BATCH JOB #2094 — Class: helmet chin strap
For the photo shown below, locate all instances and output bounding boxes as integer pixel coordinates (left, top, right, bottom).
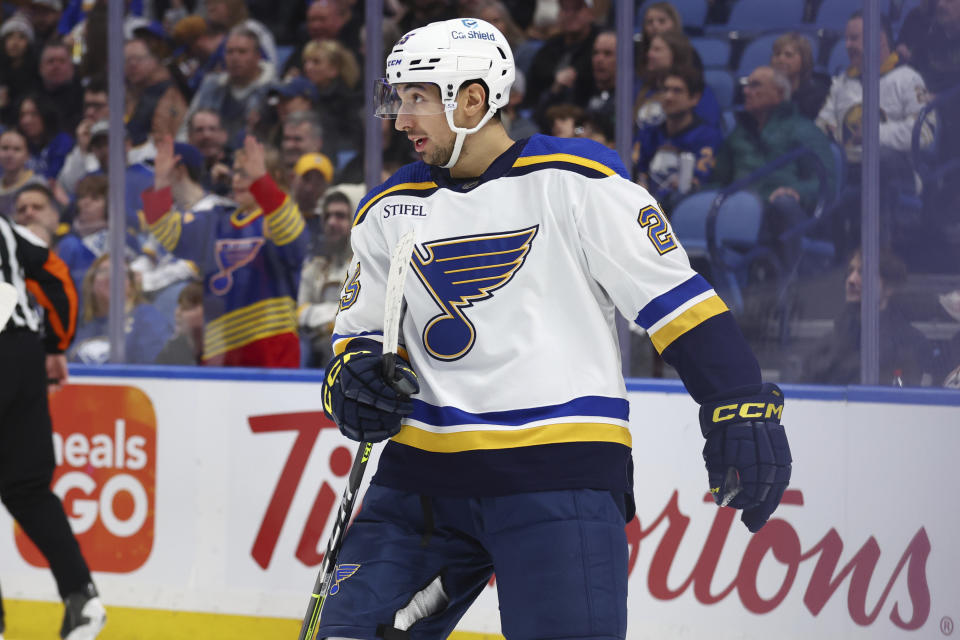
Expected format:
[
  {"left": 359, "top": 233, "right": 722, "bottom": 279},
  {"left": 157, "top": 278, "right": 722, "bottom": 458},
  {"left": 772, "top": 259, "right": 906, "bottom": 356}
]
[{"left": 441, "top": 106, "right": 498, "bottom": 170}]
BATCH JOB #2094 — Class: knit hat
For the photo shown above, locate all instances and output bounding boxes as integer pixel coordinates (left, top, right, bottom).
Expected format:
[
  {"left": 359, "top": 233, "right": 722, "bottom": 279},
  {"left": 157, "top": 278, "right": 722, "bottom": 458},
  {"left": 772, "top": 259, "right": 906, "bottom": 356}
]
[{"left": 0, "top": 13, "right": 35, "bottom": 44}]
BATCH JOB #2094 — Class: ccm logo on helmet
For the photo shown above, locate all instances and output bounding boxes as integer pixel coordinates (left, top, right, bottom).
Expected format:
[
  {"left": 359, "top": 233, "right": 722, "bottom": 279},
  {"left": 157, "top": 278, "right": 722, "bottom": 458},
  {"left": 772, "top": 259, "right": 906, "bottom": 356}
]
[
  {"left": 711, "top": 402, "right": 783, "bottom": 423},
  {"left": 451, "top": 30, "right": 497, "bottom": 41}
]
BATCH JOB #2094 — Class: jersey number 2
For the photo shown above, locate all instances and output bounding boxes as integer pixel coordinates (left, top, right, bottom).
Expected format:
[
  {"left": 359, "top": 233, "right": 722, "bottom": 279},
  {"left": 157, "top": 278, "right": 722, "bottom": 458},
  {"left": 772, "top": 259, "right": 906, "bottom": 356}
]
[{"left": 638, "top": 205, "right": 677, "bottom": 255}]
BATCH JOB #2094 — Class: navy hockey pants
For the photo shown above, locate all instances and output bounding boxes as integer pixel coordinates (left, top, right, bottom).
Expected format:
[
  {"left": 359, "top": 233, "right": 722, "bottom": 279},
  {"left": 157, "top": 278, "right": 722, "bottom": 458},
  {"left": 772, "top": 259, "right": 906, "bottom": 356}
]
[{"left": 316, "top": 484, "right": 628, "bottom": 640}]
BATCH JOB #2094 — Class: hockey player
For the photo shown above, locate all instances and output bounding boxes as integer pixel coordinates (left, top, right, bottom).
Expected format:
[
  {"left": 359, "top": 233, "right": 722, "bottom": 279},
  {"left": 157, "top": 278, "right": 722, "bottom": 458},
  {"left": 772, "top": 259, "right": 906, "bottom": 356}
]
[{"left": 319, "top": 18, "right": 792, "bottom": 639}]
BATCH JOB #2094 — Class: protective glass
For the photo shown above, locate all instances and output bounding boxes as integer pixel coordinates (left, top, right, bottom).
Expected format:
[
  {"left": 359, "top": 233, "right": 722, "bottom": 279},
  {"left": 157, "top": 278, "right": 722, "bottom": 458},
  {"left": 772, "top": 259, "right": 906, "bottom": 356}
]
[{"left": 373, "top": 78, "right": 454, "bottom": 119}]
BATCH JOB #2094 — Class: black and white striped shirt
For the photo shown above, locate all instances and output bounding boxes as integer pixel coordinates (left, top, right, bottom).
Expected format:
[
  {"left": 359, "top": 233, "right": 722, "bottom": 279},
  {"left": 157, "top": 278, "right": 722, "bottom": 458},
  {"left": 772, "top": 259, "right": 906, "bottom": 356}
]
[{"left": 0, "top": 216, "right": 78, "bottom": 352}]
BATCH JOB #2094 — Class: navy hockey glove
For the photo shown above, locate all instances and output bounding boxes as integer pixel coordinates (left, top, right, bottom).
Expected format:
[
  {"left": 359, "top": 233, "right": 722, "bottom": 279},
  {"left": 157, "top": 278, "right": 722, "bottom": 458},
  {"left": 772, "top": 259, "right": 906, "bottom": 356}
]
[
  {"left": 322, "top": 340, "right": 419, "bottom": 443},
  {"left": 699, "top": 383, "right": 792, "bottom": 532}
]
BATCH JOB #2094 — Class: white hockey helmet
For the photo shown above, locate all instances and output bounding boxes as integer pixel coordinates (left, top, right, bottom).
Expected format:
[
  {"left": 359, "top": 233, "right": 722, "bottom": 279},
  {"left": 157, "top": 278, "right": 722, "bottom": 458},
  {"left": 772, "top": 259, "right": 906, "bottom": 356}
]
[{"left": 375, "top": 18, "right": 515, "bottom": 168}]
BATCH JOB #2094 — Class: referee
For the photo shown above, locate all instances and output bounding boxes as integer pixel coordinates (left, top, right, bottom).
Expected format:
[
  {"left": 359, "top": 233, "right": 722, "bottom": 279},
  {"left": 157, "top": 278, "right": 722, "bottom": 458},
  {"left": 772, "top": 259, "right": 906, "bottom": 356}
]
[{"left": 0, "top": 184, "right": 106, "bottom": 639}]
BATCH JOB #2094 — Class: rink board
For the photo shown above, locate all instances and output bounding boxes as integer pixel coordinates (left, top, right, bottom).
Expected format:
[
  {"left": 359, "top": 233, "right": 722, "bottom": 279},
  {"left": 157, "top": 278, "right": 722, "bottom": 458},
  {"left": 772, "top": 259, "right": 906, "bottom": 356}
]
[{"left": 0, "top": 366, "right": 957, "bottom": 639}]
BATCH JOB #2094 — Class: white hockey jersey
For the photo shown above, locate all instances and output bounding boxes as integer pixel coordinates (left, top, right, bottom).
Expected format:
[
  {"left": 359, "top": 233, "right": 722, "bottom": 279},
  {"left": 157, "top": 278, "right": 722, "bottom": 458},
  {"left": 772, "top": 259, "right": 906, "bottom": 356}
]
[{"left": 333, "top": 134, "right": 745, "bottom": 497}]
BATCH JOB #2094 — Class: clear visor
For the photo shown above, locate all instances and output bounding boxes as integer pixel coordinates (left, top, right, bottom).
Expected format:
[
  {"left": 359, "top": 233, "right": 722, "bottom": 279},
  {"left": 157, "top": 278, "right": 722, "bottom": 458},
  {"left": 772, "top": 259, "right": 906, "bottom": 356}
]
[{"left": 373, "top": 78, "right": 456, "bottom": 119}]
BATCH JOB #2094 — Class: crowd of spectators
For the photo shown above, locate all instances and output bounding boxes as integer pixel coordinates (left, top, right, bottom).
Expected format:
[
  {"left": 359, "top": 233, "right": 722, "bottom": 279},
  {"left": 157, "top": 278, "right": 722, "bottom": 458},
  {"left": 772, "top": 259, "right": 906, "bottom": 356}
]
[{"left": 0, "top": 0, "right": 956, "bottom": 387}]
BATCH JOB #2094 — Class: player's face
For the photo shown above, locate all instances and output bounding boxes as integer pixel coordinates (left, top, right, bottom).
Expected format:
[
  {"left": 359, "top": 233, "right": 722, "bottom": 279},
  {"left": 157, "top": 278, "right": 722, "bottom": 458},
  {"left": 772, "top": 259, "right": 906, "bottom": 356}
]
[{"left": 394, "top": 84, "right": 456, "bottom": 166}]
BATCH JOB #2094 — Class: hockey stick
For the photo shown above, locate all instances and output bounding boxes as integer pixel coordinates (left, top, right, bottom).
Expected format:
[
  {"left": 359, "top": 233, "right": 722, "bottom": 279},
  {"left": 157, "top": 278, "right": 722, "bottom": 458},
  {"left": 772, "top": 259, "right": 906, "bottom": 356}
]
[
  {"left": 0, "top": 282, "right": 18, "bottom": 330},
  {"left": 297, "top": 229, "right": 417, "bottom": 640}
]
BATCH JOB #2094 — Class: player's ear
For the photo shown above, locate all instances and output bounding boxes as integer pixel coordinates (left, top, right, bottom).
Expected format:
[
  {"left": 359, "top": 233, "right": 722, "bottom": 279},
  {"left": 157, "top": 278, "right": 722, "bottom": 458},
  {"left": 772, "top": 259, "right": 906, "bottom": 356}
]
[{"left": 461, "top": 82, "right": 488, "bottom": 118}]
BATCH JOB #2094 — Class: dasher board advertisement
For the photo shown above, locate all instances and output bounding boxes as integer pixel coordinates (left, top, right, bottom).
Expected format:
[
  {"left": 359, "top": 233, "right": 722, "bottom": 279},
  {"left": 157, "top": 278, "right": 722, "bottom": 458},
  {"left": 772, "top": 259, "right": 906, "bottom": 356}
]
[{"left": 0, "top": 368, "right": 956, "bottom": 639}]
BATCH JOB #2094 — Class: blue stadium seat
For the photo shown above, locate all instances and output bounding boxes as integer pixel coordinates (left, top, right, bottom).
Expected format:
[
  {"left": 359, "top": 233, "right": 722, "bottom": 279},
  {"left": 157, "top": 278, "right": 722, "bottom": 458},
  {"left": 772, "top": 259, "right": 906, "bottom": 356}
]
[
  {"left": 736, "top": 31, "right": 818, "bottom": 78},
  {"left": 826, "top": 40, "right": 849, "bottom": 75},
  {"left": 669, "top": 191, "right": 716, "bottom": 253},
  {"left": 814, "top": 0, "right": 863, "bottom": 30},
  {"left": 704, "top": 69, "right": 736, "bottom": 109},
  {"left": 690, "top": 37, "right": 732, "bottom": 68},
  {"left": 722, "top": 0, "right": 806, "bottom": 31},
  {"left": 669, "top": 190, "right": 768, "bottom": 312},
  {"left": 638, "top": 0, "right": 709, "bottom": 32}
]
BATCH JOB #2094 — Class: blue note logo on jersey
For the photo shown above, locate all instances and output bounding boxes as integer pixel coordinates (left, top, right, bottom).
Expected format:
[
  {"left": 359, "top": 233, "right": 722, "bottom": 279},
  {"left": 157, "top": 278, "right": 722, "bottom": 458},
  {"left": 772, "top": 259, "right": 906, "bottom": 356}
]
[
  {"left": 329, "top": 563, "right": 360, "bottom": 596},
  {"left": 411, "top": 226, "right": 539, "bottom": 361},
  {"left": 210, "top": 237, "right": 265, "bottom": 295}
]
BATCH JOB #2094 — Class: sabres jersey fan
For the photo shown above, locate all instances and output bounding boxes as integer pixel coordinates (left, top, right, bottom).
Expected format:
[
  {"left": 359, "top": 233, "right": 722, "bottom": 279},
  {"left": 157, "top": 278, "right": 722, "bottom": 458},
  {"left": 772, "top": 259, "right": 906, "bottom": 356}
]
[
  {"left": 318, "top": 17, "right": 792, "bottom": 640},
  {"left": 142, "top": 138, "right": 306, "bottom": 367}
]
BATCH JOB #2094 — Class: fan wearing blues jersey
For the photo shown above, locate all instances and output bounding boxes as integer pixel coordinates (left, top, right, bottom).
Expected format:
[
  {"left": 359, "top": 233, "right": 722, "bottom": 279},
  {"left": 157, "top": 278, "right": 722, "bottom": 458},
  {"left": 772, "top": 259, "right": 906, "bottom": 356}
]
[{"left": 318, "top": 17, "right": 792, "bottom": 640}]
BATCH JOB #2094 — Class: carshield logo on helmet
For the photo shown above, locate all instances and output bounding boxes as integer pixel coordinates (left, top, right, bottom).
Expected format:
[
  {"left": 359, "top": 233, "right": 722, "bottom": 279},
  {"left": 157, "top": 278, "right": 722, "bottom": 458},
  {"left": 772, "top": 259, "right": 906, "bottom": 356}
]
[{"left": 462, "top": 18, "right": 478, "bottom": 28}]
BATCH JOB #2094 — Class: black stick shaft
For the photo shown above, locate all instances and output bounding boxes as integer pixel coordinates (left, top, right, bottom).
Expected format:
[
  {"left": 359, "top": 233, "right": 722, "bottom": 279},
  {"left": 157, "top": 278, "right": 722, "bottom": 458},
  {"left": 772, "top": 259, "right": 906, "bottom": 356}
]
[{"left": 296, "top": 440, "right": 373, "bottom": 640}]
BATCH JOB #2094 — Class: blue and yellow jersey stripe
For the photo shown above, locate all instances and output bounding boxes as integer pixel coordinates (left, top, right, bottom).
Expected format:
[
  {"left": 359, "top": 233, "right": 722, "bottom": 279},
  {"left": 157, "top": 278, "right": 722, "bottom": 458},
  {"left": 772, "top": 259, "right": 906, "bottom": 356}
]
[
  {"left": 507, "top": 134, "right": 629, "bottom": 180},
  {"left": 204, "top": 296, "right": 297, "bottom": 360},
  {"left": 508, "top": 152, "right": 620, "bottom": 180},
  {"left": 635, "top": 274, "right": 729, "bottom": 353},
  {"left": 396, "top": 395, "right": 631, "bottom": 453}
]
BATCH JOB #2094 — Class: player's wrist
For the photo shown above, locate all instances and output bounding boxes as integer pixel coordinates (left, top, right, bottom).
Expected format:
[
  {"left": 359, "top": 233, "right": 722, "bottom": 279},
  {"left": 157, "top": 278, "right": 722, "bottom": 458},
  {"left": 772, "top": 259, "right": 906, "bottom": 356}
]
[{"left": 698, "top": 383, "right": 784, "bottom": 438}]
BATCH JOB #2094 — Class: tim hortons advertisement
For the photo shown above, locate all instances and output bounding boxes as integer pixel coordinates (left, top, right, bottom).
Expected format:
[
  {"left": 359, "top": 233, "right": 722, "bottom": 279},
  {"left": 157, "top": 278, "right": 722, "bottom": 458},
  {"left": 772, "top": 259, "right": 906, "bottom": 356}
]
[{"left": 0, "top": 373, "right": 956, "bottom": 639}]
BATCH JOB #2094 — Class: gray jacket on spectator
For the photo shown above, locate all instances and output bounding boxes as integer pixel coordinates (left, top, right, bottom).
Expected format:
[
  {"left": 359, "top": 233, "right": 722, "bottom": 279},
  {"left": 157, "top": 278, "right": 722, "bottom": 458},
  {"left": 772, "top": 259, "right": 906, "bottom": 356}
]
[{"left": 182, "top": 61, "right": 275, "bottom": 148}]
